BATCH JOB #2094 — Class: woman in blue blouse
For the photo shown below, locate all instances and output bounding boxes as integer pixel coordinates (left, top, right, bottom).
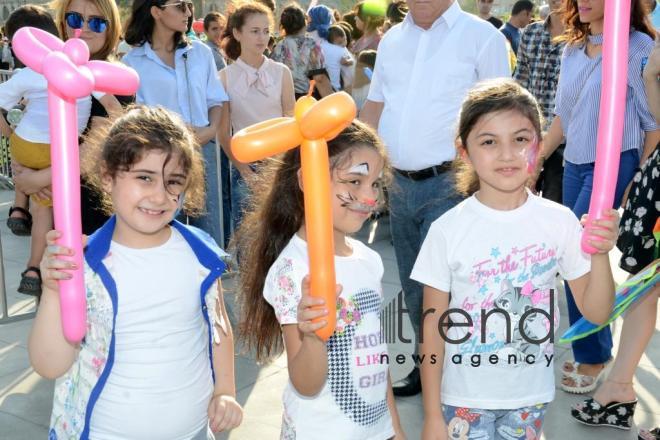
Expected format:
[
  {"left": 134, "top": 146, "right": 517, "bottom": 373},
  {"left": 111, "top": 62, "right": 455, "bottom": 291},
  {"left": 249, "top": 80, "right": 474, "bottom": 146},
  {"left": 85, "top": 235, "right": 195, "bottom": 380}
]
[
  {"left": 123, "top": 0, "right": 228, "bottom": 246},
  {"left": 539, "top": 0, "right": 658, "bottom": 394}
]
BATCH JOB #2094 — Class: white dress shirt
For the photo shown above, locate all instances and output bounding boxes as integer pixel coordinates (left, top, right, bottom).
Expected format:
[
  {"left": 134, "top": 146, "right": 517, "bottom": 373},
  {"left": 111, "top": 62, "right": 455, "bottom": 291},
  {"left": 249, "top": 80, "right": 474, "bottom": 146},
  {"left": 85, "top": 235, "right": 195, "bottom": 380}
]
[
  {"left": 367, "top": 1, "right": 510, "bottom": 171},
  {"left": 123, "top": 40, "right": 228, "bottom": 127}
]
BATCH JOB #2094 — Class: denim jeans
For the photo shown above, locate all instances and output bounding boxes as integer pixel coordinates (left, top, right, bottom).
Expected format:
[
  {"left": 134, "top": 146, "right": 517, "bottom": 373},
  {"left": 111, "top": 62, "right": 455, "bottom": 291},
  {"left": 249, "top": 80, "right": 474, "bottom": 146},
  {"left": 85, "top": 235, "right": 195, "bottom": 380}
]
[
  {"left": 562, "top": 148, "right": 639, "bottom": 364},
  {"left": 442, "top": 403, "right": 548, "bottom": 440},
  {"left": 186, "top": 140, "right": 223, "bottom": 246},
  {"left": 389, "top": 171, "right": 463, "bottom": 343}
]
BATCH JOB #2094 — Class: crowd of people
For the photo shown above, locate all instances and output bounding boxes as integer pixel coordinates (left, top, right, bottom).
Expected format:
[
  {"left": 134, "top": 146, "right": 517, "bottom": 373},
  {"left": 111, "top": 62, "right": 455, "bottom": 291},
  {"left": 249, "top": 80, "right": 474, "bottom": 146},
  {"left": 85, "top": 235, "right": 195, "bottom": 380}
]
[{"left": 0, "top": 0, "right": 658, "bottom": 438}]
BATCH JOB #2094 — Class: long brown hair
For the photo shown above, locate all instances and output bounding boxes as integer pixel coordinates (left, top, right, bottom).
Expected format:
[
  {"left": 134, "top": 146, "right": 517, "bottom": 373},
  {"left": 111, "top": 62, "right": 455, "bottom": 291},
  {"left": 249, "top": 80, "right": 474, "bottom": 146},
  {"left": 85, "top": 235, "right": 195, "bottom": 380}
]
[
  {"left": 557, "top": 0, "right": 655, "bottom": 45},
  {"left": 455, "top": 79, "right": 543, "bottom": 197},
  {"left": 235, "top": 121, "right": 390, "bottom": 363}
]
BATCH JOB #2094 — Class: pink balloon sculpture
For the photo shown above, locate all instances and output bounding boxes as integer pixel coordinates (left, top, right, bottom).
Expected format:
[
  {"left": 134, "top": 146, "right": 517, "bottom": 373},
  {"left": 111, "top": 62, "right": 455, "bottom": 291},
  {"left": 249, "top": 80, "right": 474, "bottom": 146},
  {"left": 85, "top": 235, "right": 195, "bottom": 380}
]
[
  {"left": 11, "top": 27, "right": 140, "bottom": 342},
  {"left": 582, "top": 0, "right": 631, "bottom": 254}
]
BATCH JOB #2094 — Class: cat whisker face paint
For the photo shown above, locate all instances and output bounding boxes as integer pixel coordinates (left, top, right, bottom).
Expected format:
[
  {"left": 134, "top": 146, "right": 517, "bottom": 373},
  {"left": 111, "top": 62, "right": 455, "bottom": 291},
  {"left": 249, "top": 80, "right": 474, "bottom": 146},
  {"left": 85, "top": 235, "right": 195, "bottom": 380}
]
[
  {"left": 335, "top": 161, "right": 382, "bottom": 214},
  {"left": 336, "top": 192, "right": 378, "bottom": 213}
]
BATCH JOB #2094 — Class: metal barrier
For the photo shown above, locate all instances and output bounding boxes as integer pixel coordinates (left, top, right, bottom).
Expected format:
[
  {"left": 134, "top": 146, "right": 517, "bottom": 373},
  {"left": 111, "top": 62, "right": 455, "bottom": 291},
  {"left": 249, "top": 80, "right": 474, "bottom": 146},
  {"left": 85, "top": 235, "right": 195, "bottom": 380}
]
[{"left": 0, "top": 68, "right": 36, "bottom": 324}]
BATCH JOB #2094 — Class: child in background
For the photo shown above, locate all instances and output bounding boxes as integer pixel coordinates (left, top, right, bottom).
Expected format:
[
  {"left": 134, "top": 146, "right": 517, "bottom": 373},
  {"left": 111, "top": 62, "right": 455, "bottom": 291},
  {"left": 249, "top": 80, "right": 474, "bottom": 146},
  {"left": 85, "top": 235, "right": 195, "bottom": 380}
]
[
  {"left": 236, "top": 121, "right": 405, "bottom": 439},
  {"left": 30, "top": 106, "right": 242, "bottom": 439},
  {"left": 322, "top": 25, "right": 354, "bottom": 92},
  {"left": 0, "top": 5, "right": 93, "bottom": 296},
  {"left": 413, "top": 79, "right": 618, "bottom": 439},
  {"left": 352, "top": 49, "right": 377, "bottom": 110}
]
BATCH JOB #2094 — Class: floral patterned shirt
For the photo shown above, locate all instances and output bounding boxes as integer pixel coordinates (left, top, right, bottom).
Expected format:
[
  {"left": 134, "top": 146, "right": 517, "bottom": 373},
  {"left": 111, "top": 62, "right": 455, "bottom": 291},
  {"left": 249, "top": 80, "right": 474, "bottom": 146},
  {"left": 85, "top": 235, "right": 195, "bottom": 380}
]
[
  {"left": 271, "top": 35, "right": 326, "bottom": 95},
  {"left": 263, "top": 234, "right": 394, "bottom": 440}
]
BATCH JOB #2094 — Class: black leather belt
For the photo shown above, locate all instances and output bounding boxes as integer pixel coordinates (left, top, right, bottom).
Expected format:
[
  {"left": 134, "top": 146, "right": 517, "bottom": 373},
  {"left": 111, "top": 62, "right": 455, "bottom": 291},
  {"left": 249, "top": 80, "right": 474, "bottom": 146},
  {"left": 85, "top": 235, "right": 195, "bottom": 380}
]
[{"left": 394, "top": 162, "right": 453, "bottom": 181}]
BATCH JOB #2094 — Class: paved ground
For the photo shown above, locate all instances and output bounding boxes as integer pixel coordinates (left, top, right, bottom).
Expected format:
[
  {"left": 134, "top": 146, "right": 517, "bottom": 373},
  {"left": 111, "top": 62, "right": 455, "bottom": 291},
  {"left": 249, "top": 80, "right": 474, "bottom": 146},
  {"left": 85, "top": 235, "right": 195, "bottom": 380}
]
[{"left": 0, "top": 188, "right": 657, "bottom": 439}]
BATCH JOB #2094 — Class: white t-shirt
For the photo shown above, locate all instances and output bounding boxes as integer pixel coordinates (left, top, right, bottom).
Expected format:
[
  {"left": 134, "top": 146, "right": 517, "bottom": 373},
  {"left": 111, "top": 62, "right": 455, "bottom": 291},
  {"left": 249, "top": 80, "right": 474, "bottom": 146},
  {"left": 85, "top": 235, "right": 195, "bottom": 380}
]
[
  {"left": 89, "top": 228, "right": 213, "bottom": 440},
  {"left": 0, "top": 67, "right": 94, "bottom": 144},
  {"left": 320, "top": 41, "right": 353, "bottom": 91},
  {"left": 411, "top": 193, "right": 591, "bottom": 410},
  {"left": 264, "top": 234, "right": 394, "bottom": 440}
]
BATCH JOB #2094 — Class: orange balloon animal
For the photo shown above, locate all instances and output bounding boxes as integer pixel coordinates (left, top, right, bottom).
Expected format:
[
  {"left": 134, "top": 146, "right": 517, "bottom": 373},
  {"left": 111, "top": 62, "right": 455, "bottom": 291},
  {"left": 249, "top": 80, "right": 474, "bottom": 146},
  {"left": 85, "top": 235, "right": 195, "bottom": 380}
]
[{"left": 231, "top": 92, "right": 357, "bottom": 341}]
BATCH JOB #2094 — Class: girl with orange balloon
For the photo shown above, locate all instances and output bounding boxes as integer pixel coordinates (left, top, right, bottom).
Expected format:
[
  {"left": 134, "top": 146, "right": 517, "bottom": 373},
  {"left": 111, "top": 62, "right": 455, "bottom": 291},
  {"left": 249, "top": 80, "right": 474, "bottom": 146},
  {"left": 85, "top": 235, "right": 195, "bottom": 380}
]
[{"left": 235, "top": 120, "right": 405, "bottom": 439}]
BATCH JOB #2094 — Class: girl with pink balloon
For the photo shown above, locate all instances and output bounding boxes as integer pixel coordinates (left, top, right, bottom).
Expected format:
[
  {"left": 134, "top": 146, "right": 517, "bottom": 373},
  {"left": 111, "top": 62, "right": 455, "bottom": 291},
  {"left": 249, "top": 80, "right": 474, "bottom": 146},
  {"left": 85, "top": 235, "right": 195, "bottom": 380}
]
[
  {"left": 538, "top": 0, "right": 658, "bottom": 397},
  {"left": 30, "top": 106, "right": 243, "bottom": 440}
]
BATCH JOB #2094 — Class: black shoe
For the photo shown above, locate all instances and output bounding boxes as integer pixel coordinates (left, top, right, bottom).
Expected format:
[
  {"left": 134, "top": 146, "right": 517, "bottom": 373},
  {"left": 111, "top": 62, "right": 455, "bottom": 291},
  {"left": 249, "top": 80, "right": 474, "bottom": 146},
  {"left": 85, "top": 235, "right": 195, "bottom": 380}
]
[
  {"left": 571, "top": 398, "right": 637, "bottom": 430},
  {"left": 393, "top": 367, "right": 421, "bottom": 396}
]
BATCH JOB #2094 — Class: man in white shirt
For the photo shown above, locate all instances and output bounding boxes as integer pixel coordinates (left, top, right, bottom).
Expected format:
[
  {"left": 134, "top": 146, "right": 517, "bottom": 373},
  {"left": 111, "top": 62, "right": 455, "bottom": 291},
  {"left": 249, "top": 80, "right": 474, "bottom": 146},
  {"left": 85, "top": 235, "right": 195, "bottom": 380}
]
[{"left": 360, "top": 0, "right": 509, "bottom": 396}]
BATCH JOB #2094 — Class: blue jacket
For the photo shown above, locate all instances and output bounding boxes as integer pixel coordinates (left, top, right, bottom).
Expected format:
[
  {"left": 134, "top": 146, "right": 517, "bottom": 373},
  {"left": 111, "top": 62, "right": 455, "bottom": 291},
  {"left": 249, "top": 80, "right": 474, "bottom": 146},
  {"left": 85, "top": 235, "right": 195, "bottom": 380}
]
[{"left": 48, "top": 217, "right": 226, "bottom": 440}]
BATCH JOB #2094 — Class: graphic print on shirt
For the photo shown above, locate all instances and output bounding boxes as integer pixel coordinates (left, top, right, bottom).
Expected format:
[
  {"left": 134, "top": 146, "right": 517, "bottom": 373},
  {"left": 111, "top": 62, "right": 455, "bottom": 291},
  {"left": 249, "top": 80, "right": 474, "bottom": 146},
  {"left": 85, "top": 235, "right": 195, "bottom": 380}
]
[
  {"left": 458, "top": 243, "right": 560, "bottom": 363},
  {"left": 326, "top": 288, "right": 389, "bottom": 427},
  {"left": 494, "top": 279, "right": 552, "bottom": 359}
]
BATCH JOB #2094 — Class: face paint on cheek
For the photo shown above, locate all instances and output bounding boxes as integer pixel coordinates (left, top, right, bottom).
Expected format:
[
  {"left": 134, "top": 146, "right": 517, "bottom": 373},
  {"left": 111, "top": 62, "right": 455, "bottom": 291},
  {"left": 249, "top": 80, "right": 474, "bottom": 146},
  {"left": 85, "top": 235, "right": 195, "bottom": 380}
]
[
  {"left": 173, "top": 191, "right": 186, "bottom": 218},
  {"left": 336, "top": 192, "right": 378, "bottom": 214},
  {"left": 526, "top": 136, "right": 539, "bottom": 174}
]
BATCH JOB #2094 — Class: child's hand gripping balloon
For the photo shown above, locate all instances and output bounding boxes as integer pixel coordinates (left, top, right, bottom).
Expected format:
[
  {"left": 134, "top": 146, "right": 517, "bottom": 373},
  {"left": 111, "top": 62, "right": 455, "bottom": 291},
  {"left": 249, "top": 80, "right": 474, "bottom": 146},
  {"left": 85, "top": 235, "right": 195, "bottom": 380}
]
[
  {"left": 40, "top": 230, "right": 87, "bottom": 295},
  {"left": 580, "top": 209, "right": 620, "bottom": 254},
  {"left": 297, "top": 275, "right": 343, "bottom": 338}
]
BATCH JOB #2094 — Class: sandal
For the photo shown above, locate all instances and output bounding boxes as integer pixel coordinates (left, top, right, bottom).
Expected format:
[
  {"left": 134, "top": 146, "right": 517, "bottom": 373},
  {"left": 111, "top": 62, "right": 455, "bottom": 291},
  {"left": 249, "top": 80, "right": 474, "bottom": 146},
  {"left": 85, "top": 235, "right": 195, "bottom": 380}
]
[
  {"left": 571, "top": 398, "right": 637, "bottom": 430},
  {"left": 17, "top": 266, "right": 42, "bottom": 297},
  {"left": 561, "top": 361, "right": 610, "bottom": 394},
  {"left": 7, "top": 206, "right": 32, "bottom": 236},
  {"left": 639, "top": 428, "right": 660, "bottom": 440}
]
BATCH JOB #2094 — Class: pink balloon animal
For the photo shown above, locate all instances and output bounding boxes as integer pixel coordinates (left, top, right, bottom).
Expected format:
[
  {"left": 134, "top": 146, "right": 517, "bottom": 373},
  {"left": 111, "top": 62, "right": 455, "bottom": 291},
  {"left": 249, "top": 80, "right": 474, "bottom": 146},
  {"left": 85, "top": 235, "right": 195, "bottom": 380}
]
[
  {"left": 582, "top": 0, "right": 631, "bottom": 254},
  {"left": 11, "top": 27, "right": 140, "bottom": 342}
]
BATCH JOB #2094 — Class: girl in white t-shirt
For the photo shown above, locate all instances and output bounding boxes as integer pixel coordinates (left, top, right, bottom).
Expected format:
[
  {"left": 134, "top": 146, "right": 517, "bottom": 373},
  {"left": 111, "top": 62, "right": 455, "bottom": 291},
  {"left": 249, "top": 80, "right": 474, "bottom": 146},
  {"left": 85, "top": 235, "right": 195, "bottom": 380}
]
[
  {"left": 29, "top": 106, "right": 243, "bottom": 440},
  {"left": 236, "top": 121, "right": 404, "bottom": 440},
  {"left": 412, "top": 79, "right": 619, "bottom": 440}
]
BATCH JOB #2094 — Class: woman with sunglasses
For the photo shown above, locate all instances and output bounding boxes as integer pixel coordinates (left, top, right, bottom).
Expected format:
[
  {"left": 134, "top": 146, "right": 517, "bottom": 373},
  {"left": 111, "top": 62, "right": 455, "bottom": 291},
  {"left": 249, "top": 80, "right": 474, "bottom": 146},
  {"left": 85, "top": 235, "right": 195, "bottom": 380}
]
[
  {"left": 123, "top": 0, "right": 228, "bottom": 247},
  {"left": 52, "top": 0, "right": 132, "bottom": 236}
]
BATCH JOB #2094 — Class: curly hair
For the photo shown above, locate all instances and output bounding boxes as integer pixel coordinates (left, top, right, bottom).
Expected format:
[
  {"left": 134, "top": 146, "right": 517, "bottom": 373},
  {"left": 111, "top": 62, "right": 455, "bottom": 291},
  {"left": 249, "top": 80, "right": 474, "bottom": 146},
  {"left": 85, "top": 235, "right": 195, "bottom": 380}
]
[
  {"left": 82, "top": 105, "right": 205, "bottom": 217},
  {"left": 557, "top": 0, "right": 655, "bottom": 46}
]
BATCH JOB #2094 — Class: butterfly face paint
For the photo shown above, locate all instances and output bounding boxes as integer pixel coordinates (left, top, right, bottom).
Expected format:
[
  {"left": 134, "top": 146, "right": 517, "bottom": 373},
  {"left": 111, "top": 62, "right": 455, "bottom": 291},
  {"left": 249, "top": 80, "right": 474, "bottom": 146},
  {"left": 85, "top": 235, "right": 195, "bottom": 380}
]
[{"left": 525, "top": 135, "right": 539, "bottom": 174}]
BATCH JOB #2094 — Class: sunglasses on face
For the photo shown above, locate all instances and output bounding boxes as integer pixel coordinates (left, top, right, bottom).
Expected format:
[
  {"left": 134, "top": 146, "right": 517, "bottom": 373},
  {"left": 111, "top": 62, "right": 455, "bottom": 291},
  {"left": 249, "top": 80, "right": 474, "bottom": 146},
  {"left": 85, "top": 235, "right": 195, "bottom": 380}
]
[
  {"left": 160, "top": 1, "right": 193, "bottom": 13},
  {"left": 65, "top": 12, "right": 108, "bottom": 33}
]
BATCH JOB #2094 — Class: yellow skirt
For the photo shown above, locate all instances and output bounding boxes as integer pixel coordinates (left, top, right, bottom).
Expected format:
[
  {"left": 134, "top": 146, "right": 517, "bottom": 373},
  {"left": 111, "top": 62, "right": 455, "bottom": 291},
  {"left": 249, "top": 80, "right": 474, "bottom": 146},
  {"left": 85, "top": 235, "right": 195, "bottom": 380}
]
[{"left": 10, "top": 133, "right": 52, "bottom": 206}]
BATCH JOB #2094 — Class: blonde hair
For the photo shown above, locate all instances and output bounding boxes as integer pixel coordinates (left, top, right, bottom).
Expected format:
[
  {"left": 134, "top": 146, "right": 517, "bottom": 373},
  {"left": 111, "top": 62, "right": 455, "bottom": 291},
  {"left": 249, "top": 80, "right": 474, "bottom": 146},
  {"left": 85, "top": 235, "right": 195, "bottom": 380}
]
[{"left": 51, "top": 0, "right": 121, "bottom": 60}]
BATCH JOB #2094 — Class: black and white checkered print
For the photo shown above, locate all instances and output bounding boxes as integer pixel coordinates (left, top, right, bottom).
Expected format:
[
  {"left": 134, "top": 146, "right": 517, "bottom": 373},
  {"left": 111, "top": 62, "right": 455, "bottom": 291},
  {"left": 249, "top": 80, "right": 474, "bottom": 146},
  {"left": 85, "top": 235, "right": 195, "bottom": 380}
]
[{"left": 326, "top": 289, "right": 388, "bottom": 427}]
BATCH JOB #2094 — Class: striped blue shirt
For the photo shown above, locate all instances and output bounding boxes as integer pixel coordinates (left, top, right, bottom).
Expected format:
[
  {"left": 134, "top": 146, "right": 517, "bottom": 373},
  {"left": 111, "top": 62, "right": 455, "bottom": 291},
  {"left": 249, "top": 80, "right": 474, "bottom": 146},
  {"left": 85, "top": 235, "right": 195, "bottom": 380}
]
[{"left": 554, "top": 31, "right": 659, "bottom": 165}]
